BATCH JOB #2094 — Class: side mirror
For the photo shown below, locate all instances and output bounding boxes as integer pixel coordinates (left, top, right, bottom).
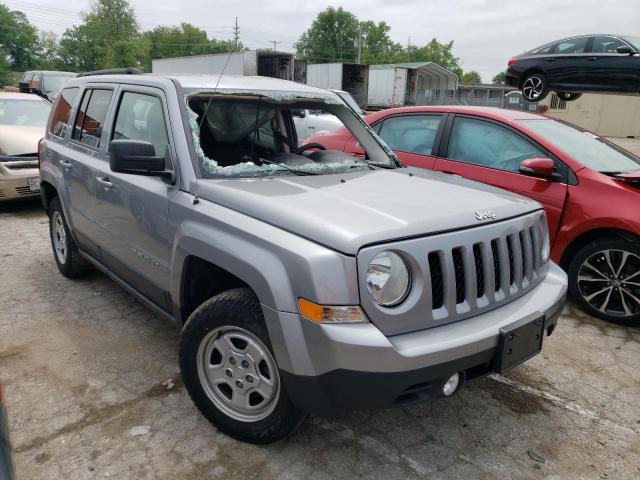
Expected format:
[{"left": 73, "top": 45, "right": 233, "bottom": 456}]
[
  {"left": 109, "top": 139, "right": 173, "bottom": 180},
  {"left": 616, "top": 45, "right": 635, "bottom": 55},
  {"left": 18, "top": 81, "right": 30, "bottom": 92},
  {"left": 519, "top": 157, "right": 555, "bottom": 178},
  {"left": 291, "top": 109, "right": 306, "bottom": 118}
]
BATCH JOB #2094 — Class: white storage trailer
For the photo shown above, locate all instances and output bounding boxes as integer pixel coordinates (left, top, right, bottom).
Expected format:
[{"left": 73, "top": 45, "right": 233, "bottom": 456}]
[
  {"left": 152, "top": 50, "right": 306, "bottom": 82},
  {"left": 368, "top": 62, "right": 458, "bottom": 108},
  {"left": 306, "top": 63, "right": 370, "bottom": 109}
]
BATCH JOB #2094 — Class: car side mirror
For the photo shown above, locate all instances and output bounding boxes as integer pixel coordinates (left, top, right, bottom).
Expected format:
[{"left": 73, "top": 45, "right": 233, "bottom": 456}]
[
  {"left": 109, "top": 139, "right": 173, "bottom": 181},
  {"left": 519, "top": 157, "right": 555, "bottom": 178},
  {"left": 291, "top": 109, "right": 306, "bottom": 118},
  {"left": 616, "top": 45, "right": 635, "bottom": 55},
  {"left": 18, "top": 81, "right": 30, "bottom": 92}
]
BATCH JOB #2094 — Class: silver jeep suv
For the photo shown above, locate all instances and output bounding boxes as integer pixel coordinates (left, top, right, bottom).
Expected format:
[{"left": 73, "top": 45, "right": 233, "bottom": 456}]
[{"left": 39, "top": 72, "right": 567, "bottom": 443}]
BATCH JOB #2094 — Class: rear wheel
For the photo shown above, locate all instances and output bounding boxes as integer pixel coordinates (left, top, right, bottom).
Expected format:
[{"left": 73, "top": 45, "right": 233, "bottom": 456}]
[
  {"left": 179, "top": 288, "right": 306, "bottom": 443},
  {"left": 49, "top": 197, "right": 91, "bottom": 278},
  {"left": 568, "top": 238, "right": 640, "bottom": 326},
  {"left": 556, "top": 92, "right": 582, "bottom": 102},
  {"left": 521, "top": 72, "right": 549, "bottom": 102}
]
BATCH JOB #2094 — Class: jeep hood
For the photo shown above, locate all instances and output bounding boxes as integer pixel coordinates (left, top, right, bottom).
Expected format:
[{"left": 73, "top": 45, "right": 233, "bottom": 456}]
[{"left": 195, "top": 168, "right": 542, "bottom": 255}]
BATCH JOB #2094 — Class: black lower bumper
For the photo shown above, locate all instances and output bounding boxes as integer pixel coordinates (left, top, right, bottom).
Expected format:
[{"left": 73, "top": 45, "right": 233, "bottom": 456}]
[{"left": 283, "top": 300, "right": 563, "bottom": 416}]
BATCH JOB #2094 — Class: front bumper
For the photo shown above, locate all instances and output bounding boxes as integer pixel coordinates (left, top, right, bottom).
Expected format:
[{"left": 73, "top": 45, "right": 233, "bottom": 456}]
[
  {"left": 0, "top": 163, "right": 39, "bottom": 202},
  {"left": 263, "top": 262, "right": 567, "bottom": 415}
]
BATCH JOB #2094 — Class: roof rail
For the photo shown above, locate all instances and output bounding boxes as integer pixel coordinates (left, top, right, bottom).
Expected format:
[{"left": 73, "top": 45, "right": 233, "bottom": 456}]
[{"left": 79, "top": 67, "right": 143, "bottom": 77}]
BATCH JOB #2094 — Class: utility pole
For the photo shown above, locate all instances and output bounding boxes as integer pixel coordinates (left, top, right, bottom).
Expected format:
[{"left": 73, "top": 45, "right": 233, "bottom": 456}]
[
  {"left": 270, "top": 40, "right": 281, "bottom": 52},
  {"left": 233, "top": 17, "right": 240, "bottom": 49},
  {"left": 407, "top": 36, "right": 411, "bottom": 62}
]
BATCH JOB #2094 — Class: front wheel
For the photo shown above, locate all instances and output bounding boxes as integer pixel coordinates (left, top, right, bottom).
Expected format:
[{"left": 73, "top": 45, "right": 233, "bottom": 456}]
[
  {"left": 521, "top": 72, "right": 549, "bottom": 102},
  {"left": 179, "top": 288, "right": 306, "bottom": 443},
  {"left": 556, "top": 92, "right": 582, "bottom": 102},
  {"left": 568, "top": 238, "right": 640, "bottom": 326}
]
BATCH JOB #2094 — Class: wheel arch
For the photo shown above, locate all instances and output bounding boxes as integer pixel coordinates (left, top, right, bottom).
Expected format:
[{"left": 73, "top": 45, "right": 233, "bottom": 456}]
[
  {"left": 559, "top": 227, "right": 640, "bottom": 270},
  {"left": 39, "top": 179, "right": 58, "bottom": 214}
]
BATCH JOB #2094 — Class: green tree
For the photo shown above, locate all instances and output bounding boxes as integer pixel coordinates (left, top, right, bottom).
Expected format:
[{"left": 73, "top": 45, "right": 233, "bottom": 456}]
[
  {"left": 35, "top": 31, "right": 61, "bottom": 70},
  {"left": 0, "top": 3, "right": 39, "bottom": 70},
  {"left": 492, "top": 72, "right": 506, "bottom": 85},
  {"left": 359, "top": 20, "right": 404, "bottom": 64},
  {"left": 296, "top": 7, "right": 359, "bottom": 63},
  {"left": 461, "top": 70, "right": 482, "bottom": 83},
  {"left": 407, "top": 39, "right": 461, "bottom": 70},
  {"left": 0, "top": 55, "right": 11, "bottom": 87},
  {"left": 58, "top": 0, "right": 144, "bottom": 72}
]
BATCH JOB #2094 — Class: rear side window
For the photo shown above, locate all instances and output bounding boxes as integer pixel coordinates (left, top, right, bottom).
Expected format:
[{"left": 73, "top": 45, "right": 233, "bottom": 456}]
[
  {"left": 49, "top": 87, "right": 79, "bottom": 137},
  {"left": 112, "top": 92, "right": 169, "bottom": 157},
  {"left": 31, "top": 73, "right": 41, "bottom": 89},
  {"left": 555, "top": 37, "right": 588, "bottom": 54},
  {"left": 377, "top": 115, "right": 442, "bottom": 156},
  {"left": 72, "top": 89, "right": 113, "bottom": 148}
]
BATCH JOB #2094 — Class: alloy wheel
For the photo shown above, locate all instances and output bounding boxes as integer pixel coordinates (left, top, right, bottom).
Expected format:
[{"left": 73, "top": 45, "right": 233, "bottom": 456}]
[
  {"left": 52, "top": 211, "right": 67, "bottom": 265},
  {"left": 577, "top": 249, "right": 640, "bottom": 317},
  {"left": 522, "top": 75, "right": 545, "bottom": 101},
  {"left": 196, "top": 326, "right": 280, "bottom": 422}
]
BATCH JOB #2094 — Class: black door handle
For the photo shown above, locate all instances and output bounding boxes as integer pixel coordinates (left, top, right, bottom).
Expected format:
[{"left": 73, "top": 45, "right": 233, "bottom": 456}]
[{"left": 587, "top": 57, "right": 598, "bottom": 61}]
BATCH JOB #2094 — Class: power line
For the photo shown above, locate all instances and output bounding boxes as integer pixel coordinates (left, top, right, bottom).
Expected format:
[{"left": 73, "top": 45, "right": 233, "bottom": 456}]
[{"left": 269, "top": 40, "right": 281, "bottom": 52}]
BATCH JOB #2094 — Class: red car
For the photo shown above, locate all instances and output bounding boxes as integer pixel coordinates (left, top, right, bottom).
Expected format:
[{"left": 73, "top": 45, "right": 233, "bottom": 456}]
[{"left": 307, "top": 106, "right": 640, "bottom": 326}]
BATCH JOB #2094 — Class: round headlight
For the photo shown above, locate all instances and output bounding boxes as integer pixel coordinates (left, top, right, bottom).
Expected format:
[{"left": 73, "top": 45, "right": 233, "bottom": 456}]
[
  {"left": 366, "top": 251, "right": 411, "bottom": 306},
  {"left": 540, "top": 215, "right": 550, "bottom": 263}
]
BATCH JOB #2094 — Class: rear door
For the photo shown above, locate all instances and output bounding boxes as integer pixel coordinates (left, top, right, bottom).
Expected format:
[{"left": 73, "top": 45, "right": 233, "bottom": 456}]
[
  {"left": 433, "top": 115, "right": 568, "bottom": 240},
  {"left": 91, "top": 85, "right": 177, "bottom": 311},
  {"left": 374, "top": 113, "right": 445, "bottom": 169},
  {"left": 64, "top": 85, "right": 115, "bottom": 256}
]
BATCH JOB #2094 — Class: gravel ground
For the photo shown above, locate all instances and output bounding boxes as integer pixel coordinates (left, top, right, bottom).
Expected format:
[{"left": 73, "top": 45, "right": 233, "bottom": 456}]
[{"left": 0, "top": 200, "right": 639, "bottom": 480}]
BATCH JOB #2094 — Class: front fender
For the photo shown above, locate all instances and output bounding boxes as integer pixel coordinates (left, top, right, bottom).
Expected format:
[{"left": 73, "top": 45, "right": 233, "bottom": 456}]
[{"left": 168, "top": 192, "right": 359, "bottom": 315}]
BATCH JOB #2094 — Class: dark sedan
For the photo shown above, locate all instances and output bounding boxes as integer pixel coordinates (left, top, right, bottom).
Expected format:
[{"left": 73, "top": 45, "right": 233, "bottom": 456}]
[{"left": 505, "top": 34, "right": 640, "bottom": 102}]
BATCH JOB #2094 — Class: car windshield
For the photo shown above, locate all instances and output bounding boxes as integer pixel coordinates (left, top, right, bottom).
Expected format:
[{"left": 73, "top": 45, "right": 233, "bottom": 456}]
[
  {"left": 44, "top": 74, "right": 75, "bottom": 96},
  {"left": 0, "top": 99, "right": 51, "bottom": 127},
  {"left": 185, "top": 90, "right": 395, "bottom": 178},
  {"left": 519, "top": 119, "right": 640, "bottom": 173},
  {"left": 623, "top": 35, "right": 640, "bottom": 50}
]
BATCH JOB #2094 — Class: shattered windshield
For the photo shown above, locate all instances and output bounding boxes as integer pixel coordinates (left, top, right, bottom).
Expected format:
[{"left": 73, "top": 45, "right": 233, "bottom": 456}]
[{"left": 184, "top": 89, "right": 394, "bottom": 178}]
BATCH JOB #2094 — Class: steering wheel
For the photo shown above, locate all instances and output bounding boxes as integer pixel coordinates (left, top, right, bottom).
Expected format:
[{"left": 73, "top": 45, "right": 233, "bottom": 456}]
[{"left": 295, "top": 143, "right": 327, "bottom": 155}]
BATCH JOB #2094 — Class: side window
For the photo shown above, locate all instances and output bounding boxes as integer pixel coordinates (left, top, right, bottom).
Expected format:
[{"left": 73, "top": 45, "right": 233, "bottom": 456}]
[
  {"left": 31, "top": 73, "right": 41, "bottom": 89},
  {"left": 22, "top": 73, "right": 33, "bottom": 83},
  {"left": 447, "top": 117, "right": 545, "bottom": 172},
  {"left": 49, "top": 87, "right": 79, "bottom": 138},
  {"left": 378, "top": 115, "right": 442, "bottom": 156},
  {"left": 112, "top": 92, "right": 169, "bottom": 157},
  {"left": 592, "top": 36, "right": 627, "bottom": 53},
  {"left": 72, "top": 89, "right": 113, "bottom": 148},
  {"left": 555, "top": 37, "right": 588, "bottom": 54}
]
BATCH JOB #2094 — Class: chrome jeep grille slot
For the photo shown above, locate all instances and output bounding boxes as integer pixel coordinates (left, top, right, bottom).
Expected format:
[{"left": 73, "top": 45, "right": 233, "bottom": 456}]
[{"left": 358, "top": 211, "right": 548, "bottom": 336}]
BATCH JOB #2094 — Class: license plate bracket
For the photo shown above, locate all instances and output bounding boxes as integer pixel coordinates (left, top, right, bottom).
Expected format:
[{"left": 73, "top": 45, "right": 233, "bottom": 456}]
[
  {"left": 28, "top": 177, "right": 40, "bottom": 192},
  {"left": 495, "top": 316, "right": 544, "bottom": 373}
]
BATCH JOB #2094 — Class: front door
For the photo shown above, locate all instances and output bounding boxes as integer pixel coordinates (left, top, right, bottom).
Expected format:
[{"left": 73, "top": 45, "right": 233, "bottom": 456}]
[
  {"left": 92, "top": 87, "right": 177, "bottom": 311},
  {"left": 434, "top": 116, "right": 568, "bottom": 241},
  {"left": 587, "top": 36, "right": 640, "bottom": 92}
]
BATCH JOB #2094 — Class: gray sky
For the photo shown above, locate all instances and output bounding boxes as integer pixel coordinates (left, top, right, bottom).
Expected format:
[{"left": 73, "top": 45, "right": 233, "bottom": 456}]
[{"left": 5, "top": 0, "right": 640, "bottom": 81}]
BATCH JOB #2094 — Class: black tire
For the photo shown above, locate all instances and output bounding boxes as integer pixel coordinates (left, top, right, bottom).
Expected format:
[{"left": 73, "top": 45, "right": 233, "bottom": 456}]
[
  {"left": 568, "top": 238, "right": 640, "bottom": 326},
  {"left": 556, "top": 92, "right": 582, "bottom": 102},
  {"left": 521, "top": 72, "right": 549, "bottom": 102},
  {"left": 48, "top": 196, "right": 91, "bottom": 278},
  {"left": 179, "top": 288, "right": 306, "bottom": 443}
]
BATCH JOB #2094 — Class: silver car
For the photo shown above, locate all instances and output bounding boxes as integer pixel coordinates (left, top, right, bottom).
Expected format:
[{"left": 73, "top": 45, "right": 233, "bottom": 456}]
[{"left": 39, "top": 72, "right": 567, "bottom": 444}]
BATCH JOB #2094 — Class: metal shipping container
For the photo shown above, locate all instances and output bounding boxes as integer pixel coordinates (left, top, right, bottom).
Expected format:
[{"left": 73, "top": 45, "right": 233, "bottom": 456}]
[
  {"left": 152, "top": 50, "right": 304, "bottom": 82},
  {"left": 368, "top": 67, "right": 408, "bottom": 108},
  {"left": 306, "top": 63, "right": 370, "bottom": 109}
]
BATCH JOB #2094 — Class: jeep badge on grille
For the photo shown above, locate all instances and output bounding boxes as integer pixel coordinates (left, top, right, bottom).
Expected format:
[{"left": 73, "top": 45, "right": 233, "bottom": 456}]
[{"left": 475, "top": 210, "right": 496, "bottom": 221}]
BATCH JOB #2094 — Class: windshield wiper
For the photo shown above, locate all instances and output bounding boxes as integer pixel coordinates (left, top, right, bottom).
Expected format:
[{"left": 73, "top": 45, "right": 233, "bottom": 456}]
[{"left": 258, "top": 157, "right": 321, "bottom": 176}]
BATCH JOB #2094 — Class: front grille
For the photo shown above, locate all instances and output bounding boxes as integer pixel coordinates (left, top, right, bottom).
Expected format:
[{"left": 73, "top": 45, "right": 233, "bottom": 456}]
[
  {"left": 358, "top": 211, "right": 548, "bottom": 336},
  {"left": 15, "top": 186, "right": 34, "bottom": 195}
]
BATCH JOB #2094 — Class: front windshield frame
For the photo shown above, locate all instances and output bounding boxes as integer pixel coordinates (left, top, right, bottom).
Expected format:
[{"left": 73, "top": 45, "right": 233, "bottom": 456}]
[
  {"left": 518, "top": 118, "right": 640, "bottom": 174},
  {"left": 0, "top": 99, "right": 51, "bottom": 127},
  {"left": 183, "top": 88, "right": 397, "bottom": 179}
]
